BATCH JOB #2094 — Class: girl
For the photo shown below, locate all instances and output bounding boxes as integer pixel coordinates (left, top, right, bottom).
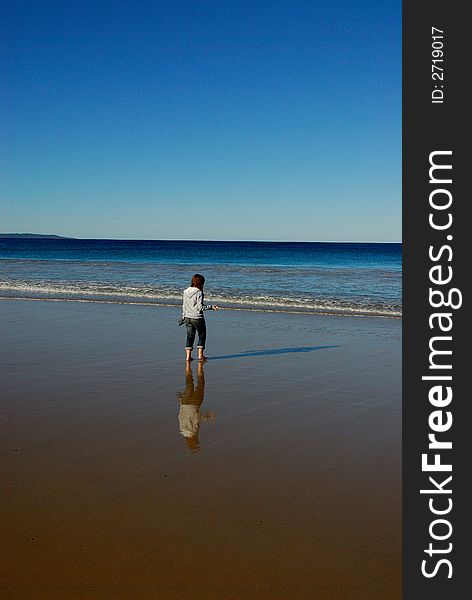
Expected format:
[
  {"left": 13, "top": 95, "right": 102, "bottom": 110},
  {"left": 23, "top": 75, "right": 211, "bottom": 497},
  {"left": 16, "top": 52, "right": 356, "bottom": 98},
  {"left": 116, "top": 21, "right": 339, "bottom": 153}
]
[{"left": 181, "top": 274, "right": 219, "bottom": 361}]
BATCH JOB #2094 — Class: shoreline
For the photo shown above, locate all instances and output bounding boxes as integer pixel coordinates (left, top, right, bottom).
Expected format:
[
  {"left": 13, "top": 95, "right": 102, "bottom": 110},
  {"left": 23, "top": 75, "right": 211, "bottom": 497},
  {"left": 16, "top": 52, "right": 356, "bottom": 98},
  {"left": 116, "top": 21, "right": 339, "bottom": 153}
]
[{"left": 0, "top": 295, "right": 402, "bottom": 319}]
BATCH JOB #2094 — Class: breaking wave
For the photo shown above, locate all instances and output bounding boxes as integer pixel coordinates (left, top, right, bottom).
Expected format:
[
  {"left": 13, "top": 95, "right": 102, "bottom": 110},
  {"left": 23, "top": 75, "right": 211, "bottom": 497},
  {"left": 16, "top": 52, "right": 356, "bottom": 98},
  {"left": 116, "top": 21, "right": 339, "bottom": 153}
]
[{"left": 0, "top": 280, "right": 402, "bottom": 318}]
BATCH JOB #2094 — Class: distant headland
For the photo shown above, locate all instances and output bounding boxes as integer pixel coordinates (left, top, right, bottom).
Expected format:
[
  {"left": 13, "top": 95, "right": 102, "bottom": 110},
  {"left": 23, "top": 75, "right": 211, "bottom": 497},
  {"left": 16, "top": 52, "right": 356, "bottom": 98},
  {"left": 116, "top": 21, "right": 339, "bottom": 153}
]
[{"left": 0, "top": 233, "right": 74, "bottom": 239}]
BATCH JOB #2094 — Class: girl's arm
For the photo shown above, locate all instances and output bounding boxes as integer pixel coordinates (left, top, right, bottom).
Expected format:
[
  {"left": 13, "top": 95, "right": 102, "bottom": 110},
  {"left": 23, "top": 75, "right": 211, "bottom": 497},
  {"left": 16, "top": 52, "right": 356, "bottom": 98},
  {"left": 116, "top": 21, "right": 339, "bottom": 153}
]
[{"left": 196, "top": 291, "right": 214, "bottom": 311}]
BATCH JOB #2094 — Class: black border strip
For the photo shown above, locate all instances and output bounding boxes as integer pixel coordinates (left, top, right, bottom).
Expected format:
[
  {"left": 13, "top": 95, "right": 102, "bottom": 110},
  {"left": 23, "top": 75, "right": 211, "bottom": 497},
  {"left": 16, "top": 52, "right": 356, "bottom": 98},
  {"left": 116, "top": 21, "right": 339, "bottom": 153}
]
[{"left": 403, "top": 2, "right": 467, "bottom": 598}]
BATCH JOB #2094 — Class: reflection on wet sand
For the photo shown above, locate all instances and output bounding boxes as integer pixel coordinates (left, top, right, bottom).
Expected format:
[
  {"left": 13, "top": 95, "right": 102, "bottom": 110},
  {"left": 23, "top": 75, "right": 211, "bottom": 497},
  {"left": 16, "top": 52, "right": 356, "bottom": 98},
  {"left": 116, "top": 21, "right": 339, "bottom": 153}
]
[{"left": 177, "top": 362, "right": 215, "bottom": 452}]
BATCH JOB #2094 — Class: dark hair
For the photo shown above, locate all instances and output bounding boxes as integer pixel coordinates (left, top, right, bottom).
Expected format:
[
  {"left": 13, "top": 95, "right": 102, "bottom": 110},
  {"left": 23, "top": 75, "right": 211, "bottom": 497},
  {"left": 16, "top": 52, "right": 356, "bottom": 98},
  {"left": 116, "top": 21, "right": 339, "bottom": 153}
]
[{"left": 191, "top": 274, "right": 205, "bottom": 290}]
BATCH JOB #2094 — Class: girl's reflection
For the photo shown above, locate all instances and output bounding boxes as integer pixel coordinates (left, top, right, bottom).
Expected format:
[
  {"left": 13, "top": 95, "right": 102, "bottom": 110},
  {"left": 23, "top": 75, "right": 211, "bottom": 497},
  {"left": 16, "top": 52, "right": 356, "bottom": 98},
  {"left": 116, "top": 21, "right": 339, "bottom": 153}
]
[{"left": 177, "top": 362, "right": 215, "bottom": 452}]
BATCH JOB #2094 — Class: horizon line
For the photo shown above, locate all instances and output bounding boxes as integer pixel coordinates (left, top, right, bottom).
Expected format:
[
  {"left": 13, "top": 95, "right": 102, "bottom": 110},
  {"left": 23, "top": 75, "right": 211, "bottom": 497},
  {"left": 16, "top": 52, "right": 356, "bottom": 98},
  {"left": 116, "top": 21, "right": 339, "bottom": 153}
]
[{"left": 1, "top": 233, "right": 402, "bottom": 244}]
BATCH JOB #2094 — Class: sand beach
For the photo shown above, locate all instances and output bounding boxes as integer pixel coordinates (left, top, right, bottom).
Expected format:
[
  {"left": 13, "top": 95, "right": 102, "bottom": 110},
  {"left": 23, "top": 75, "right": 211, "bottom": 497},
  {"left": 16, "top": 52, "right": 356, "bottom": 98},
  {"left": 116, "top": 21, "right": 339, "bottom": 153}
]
[{"left": 1, "top": 299, "right": 401, "bottom": 599}]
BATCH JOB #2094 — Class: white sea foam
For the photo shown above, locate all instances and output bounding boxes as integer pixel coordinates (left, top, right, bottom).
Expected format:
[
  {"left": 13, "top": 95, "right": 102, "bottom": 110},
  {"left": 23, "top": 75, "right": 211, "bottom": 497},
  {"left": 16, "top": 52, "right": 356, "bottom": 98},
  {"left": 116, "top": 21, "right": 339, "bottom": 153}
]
[{"left": 0, "top": 280, "right": 402, "bottom": 318}]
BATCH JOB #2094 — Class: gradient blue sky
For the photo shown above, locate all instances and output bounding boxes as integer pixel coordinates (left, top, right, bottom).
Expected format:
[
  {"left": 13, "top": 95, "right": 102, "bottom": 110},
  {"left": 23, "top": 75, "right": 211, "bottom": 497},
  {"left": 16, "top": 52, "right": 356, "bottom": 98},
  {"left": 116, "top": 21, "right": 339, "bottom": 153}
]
[{"left": 1, "top": 0, "right": 401, "bottom": 241}]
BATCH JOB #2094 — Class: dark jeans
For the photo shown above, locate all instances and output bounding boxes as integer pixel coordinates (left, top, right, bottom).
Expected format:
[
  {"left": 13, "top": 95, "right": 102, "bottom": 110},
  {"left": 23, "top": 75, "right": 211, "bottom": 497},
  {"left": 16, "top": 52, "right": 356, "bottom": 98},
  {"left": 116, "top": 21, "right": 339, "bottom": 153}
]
[{"left": 185, "top": 317, "right": 207, "bottom": 350}]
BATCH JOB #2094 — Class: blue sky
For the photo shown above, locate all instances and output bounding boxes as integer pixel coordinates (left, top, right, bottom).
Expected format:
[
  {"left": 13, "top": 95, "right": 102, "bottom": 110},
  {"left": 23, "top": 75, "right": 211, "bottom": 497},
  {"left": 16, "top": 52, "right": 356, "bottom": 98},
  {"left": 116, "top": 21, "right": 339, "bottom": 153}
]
[{"left": 1, "top": 0, "right": 401, "bottom": 241}]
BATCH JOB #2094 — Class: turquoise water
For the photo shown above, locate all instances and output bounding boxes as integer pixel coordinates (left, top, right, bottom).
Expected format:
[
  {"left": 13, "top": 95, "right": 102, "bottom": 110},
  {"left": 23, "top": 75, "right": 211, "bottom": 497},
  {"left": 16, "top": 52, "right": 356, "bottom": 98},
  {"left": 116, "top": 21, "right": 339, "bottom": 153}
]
[{"left": 0, "top": 239, "right": 401, "bottom": 317}]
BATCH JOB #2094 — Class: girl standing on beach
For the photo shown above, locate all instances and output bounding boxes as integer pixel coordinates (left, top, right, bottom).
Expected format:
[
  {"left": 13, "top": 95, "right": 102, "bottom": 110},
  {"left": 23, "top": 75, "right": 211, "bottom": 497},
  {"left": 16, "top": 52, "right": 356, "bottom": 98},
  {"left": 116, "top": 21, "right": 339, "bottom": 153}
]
[{"left": 181, "top": 274, "right": 219, "bottom": 362}]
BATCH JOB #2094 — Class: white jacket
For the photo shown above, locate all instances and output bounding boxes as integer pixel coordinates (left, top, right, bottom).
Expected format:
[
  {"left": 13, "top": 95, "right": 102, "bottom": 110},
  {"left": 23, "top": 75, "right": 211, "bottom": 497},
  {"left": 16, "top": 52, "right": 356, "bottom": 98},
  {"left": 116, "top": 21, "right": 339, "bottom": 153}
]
[{"left": 182, "top": 287, "right": 213, "bottom": 318}]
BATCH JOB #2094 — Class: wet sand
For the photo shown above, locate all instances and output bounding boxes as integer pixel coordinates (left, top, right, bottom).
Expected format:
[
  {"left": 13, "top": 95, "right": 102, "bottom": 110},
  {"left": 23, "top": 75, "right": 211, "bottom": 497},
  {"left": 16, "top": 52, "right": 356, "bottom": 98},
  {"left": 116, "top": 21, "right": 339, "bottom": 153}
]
[{"left": 1, "top": 299, "right": 401, "bottom": 599}]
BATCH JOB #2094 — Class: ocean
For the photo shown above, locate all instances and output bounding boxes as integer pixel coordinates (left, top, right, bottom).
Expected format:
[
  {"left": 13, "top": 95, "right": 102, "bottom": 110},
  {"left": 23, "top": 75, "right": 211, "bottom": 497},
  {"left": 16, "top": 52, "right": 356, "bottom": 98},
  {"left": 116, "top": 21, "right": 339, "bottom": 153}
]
[{"left": 0, "top": 239, "right": 402, "bottom": 317}]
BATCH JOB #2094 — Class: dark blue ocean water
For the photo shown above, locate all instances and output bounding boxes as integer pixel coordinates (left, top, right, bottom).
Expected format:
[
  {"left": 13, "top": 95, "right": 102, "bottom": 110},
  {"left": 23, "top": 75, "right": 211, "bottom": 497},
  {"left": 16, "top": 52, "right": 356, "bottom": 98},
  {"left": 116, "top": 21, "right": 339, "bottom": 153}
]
[{"left": 0, "top": 239, "right": 402, "bottom": 317}]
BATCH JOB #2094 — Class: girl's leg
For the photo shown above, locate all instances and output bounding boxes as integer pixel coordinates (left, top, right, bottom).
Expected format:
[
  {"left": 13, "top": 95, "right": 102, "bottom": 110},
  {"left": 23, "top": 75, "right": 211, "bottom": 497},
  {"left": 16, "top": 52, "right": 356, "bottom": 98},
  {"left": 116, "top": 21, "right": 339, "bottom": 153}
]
[
  {"left": 185, "top": 320, "right": 196, "bottom": 361},
  {"left": 196, "top": 319, "right": 207, "bottom": 360}
]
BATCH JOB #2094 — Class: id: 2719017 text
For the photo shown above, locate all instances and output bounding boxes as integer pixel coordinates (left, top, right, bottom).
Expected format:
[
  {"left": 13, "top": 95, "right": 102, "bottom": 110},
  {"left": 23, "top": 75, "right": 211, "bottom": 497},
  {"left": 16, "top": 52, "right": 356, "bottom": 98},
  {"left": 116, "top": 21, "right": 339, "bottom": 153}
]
[{"left": 432, "top": 27, "right": 445, "bottom": 104}]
